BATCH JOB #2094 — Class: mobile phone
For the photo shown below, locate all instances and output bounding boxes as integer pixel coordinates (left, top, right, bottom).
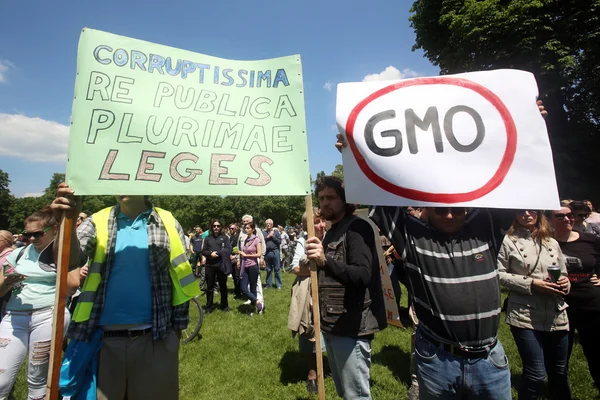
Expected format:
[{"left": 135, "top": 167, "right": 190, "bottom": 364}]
[{"left": 5, "top": 270, "right": 28, "bottom": 280}]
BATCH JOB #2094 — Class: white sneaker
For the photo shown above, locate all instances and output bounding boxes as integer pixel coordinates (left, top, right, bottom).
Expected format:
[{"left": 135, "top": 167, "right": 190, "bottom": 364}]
[{"left": 243, "top": 300, "right": 251, "bottom": 305}]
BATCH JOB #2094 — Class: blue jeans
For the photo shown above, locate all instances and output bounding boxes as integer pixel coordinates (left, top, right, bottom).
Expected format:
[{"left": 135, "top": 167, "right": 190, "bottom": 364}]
[
  {"left": 415, "top": 328, "right": 511, "bottom": 399},
  {"left": 240, "top": 265, "right": 259, "bottom": 304},
  {"left": 264, "top": 250, "right": 281, "bottom": 288},
  {"left": 323, "top": 332, "right": 372, "bottom": 399},
  {"left": 511, "top": 326, "right": 571, "bottom": 400}
]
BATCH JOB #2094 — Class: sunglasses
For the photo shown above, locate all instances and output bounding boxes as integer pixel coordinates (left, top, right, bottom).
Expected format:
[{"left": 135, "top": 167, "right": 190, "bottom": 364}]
[
  {"left": 229, "top": 226, "right": 235, "bottom": 230},
  {"left": 212, "top": 224, "right": 221, "bottom": 228},
  {"left": 22, "top": 226, "right": 54, "bottom": 239},
  {"left": 516, "top": 210, "right": 538, "bottom": 216},
  {"left": 553, "top": 213, "right": 574, "bottom": 220},
  {"left": 433, "top": 207, "right": 467, "bottom": 217}
]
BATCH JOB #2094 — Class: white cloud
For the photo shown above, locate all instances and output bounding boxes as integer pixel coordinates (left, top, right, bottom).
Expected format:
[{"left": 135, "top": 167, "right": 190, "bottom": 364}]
[
  {"left": 0, "top": 114, "right": 69, "bottom": 162},
  {"left": 362, "top": 66, "right": 421, "bottom": 82},
  {"left": 323, "top": 81, "right": 333, "bottom": 91},
  {"left": 0, "top": 60, "right": 15, "bottom": 83},
  {"left": 22, "top": 192, "right": 43, "bottom": 198}
]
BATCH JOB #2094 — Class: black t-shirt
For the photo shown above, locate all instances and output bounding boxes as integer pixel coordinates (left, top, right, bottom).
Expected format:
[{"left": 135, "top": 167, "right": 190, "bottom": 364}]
[
  {"left": 557, "top": 233, "right": 600, "bottom": 311},
  {"left": 230, "top": 234, "right": 240, "bottom": 250},
  {"left": 191, "top": 234, "right": 204, "bottom": 253},
  {"left": 230, "top": 233, "right": 240, "bottom": 264}
]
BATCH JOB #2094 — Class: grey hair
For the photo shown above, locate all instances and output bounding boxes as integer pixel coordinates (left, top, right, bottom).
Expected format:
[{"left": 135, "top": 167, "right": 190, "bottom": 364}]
[
  {"left": 266, "top": 219, "right": 273, "bottom": 224},
  {"left": 242, "top": 214, "right": 253, "bottom": 222}
]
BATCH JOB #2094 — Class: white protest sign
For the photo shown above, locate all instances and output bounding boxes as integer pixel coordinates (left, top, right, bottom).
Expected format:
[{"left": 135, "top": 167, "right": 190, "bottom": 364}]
[{"left": 336, "top": 69, "right": 560, "bottom": 209}]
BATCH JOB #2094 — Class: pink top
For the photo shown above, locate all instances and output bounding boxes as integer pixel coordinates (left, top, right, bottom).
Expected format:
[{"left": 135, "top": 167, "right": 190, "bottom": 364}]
[
  {"left": 242, "top": 235, "right": 260, "bottom": 269},
  {"left": 0, "top": 248, "right": 14, "bottom": 269}
]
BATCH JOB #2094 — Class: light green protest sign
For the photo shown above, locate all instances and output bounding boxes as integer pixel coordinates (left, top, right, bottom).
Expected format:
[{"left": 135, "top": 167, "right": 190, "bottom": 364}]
[{"left": 67, "top": 28, "right": 311, "bottom": 196}]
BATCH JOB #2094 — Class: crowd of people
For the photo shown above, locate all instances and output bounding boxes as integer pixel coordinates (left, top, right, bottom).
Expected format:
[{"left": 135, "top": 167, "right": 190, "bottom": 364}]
[
  {"left": 377, "top": 199, "right": 600, "bottom": 400},
  {"left": 0, "top": 105, "right": 599, "bottom": 400},
  {"left": 0, "top": 185, "right": 599, "bottom": 400},
  {"left": 183, "top": 216, "right": 303, "bottom": 315}
]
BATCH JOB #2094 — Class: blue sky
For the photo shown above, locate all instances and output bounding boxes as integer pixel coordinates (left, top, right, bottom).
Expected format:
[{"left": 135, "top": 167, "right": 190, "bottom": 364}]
[{"left": 0, "top": 0, "right": 438, "bottom": 198}]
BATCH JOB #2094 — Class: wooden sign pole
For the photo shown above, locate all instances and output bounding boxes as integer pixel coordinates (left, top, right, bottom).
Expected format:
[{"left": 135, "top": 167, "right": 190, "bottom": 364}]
[
  {"left": 305, "top": 194, "right": 325, "bottom": 400},
  {"left": 46, "top": 213, "right": 73, "bottom": 400}
]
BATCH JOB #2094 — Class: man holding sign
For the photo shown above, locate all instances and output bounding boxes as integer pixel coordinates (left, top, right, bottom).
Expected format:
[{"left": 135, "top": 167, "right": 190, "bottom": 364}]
[
  {"left": 306, "top": 175, "right": 387, "bottom": 400},
  {"left": 53, "top": 26, "right": 309, "bottom": 399},
  {"left": 52, "top": 186, "right": 199, "bottom": 400},
  {"left": 336, "top": 70, "right": 555, "bottom": 399}
]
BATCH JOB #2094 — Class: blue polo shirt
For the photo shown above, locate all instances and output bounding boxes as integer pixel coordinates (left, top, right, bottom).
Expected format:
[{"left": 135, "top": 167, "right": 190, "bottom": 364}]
[{"left": 99, "top": 210, "right": 152, "bottom": 326}]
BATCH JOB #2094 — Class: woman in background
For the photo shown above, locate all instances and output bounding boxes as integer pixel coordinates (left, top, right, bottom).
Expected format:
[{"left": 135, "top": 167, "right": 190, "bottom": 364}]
[
  {"left": 0, "top": 208, "right": 82, "bottom": 399},
  {"left": 549, "top": 205, "right": 600, "bottom": 393},
  {"left": 570, "top": 201, "right": 600, "bottom": 237},
  {"left": 0, "top": 230, "right": 15, "bottom": 321},
  {"left": 498, "top": 210, "right": 571, "bottom": 399},
  {"left": 239, "top": 222, "right": 263, "bottom": 315},
  {"left": 229, "top": 223, "right": 242, "bottom": 299}
]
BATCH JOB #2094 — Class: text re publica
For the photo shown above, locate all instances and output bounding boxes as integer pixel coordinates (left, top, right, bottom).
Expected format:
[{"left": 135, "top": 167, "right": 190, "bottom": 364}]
[{"left": 82, "top": 46, "right": 302, "bottom": 187}]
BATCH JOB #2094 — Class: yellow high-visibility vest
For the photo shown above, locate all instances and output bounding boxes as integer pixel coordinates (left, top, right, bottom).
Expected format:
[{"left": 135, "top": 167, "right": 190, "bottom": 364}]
[{"left": 72, "top": 206, "right": 200, "bottom": 323}]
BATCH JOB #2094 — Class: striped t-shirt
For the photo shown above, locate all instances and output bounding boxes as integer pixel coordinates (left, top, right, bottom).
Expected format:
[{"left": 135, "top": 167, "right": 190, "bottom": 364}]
[{"left": 370, "top": 207, "right": 512, "bottom": 348}]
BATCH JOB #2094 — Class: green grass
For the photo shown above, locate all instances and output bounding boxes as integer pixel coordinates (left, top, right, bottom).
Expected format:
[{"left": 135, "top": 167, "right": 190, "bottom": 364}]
[{"left": 11, "top": 275, "right": 598, "bottom": 399}]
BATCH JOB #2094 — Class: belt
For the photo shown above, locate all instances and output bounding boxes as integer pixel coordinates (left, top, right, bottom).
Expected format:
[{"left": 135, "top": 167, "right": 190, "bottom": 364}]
[
  {"left": 425, "top": 333, "right": 496, "bottom": 359},
  {"left": 103, "top": 327, "right": 152, "bottom": 339}
]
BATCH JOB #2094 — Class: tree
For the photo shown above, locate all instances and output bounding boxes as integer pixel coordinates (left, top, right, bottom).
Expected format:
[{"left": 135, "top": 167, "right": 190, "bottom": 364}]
[
  {"left": 81, "top": 196, "right": 116, "bottom": 214},
  {"left": 0, "top": 169, "right": 14, "bottom": 229},
  {"left": 43, "top": 173, "right": 66, "bottom": 200},
  {"left": 410, "top": 0, "right": 600, "bottom": 200},
  {"left": 3, "top": 171, "right": 309, "bottom": 233},
  {"left": 332, "top": 164, "right": 344, "bottom": 180},
  {"left": 7, "top": 196, "right": 48, "bottom": 233}
]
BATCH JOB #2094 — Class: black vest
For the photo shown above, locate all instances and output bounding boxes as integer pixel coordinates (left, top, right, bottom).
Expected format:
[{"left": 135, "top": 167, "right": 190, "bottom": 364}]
[{"left": 319, "top": 215, "right": 387, "bottom": 336}]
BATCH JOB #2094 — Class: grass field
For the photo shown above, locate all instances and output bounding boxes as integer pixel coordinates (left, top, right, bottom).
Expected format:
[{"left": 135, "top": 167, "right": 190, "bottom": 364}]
[{"left": 12, "top": 271, "right": 598, "bottom": 399}]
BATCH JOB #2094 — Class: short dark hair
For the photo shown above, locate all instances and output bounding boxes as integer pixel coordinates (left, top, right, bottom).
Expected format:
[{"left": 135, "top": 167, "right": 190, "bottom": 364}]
[
  {"left": 314, "top": 175, "right": 356, "bottom": 216},
  {"left": 570, "top": 200, "right": 591, "bottom": 214}
]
